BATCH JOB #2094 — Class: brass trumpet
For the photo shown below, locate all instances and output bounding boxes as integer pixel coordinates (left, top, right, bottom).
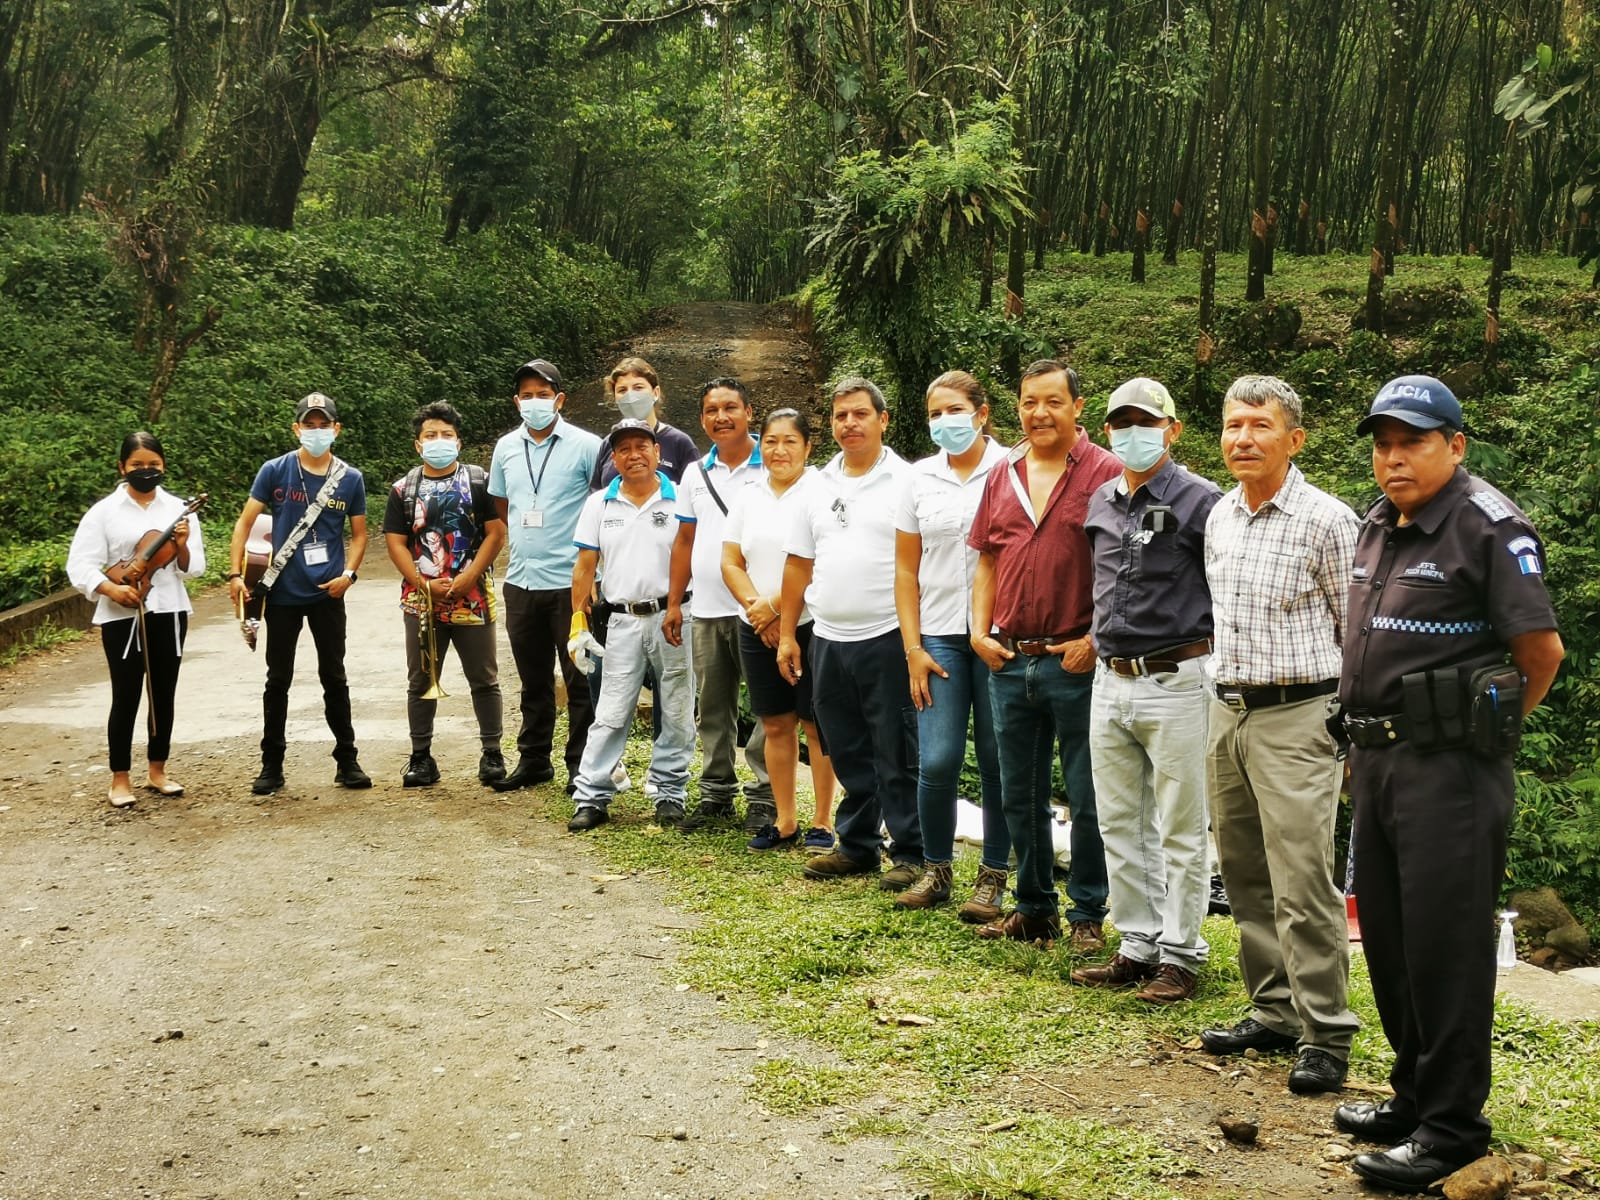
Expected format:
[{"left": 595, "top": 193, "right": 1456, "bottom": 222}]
[{"left": 419, "top": 580, "right": 449, "bottom": 700}]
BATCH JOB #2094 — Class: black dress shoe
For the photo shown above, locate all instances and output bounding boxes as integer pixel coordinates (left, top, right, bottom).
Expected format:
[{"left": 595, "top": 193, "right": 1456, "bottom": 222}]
[
  {"left": 334, "top": 760, "right": 372, "bottom": 789},
  {"left": 492, "top": 760, "right": 555, "bottom": 792},
  {"left": 567, "top": 805, "right": 609, "bottom": 832},
  {"left": 251, "top": 767, "right": 285, "bottom": 795},
  {"left": 1352, "top": 1139, "right": 1464, "bottom": 1193},
  {"left": 1287, "top": 1047, "right": 1347, "bottom": 1094},
  {"left": 1334, "top": 1100, "right": 1418, "bottom": 1144},
  {"left": 1200, "top": 1016, "right": 1298, "bottom": 1055},
  {"left": 402, "top": 753, "right": 440, "bottom": 788}
]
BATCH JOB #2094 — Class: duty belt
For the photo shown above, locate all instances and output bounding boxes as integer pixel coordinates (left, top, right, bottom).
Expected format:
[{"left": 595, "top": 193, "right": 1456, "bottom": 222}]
[
  {"left": 1342, "top": 711, "right": 1410, "bottom": 749},
  {"left": 1102, "top": 637, "right": 1212, "bottom": 678},
  {"left": 613, "top": 593, "right": 686, "bottom": 616},
  {"left": 1213, "top": 678, "right": 1338, "bottom": 712},
  {"left": 996, "top": 631, "right": 1080, "bottom": 656}
]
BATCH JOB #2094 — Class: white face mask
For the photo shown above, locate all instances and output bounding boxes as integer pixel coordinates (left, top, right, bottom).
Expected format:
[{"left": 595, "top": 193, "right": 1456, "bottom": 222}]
[
  {"left": 1108, "top": 424, "right": 1169, "bottom": 472},
  {"left": 615, "top": 389, "right": 656, "bottom": 421},
  {"left": 299, "top": 428, "right": 336, "bottom": 456},
  {"left": 519, "top": 397, "right": 558, "bottom": 430}
]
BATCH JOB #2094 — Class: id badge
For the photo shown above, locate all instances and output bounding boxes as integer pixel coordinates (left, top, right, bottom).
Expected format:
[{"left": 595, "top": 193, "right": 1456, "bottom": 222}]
[
  {"left": 303, "top": 542, "right": 330, "bottom": 566},
  {"left": 521, "top": 510, "right": 544, "bottom": 529}
]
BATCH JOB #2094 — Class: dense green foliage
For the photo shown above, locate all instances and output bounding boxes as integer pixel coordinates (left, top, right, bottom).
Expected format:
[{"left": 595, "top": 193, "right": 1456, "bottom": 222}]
[{"left": 0, "top": 215, "right": 643, "bottom": 605}]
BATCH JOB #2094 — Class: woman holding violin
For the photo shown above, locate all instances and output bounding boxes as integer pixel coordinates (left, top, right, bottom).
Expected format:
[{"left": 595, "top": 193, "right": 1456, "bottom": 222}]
[{"left": 66, "top": 431, "right": 205, "bottom": 807}]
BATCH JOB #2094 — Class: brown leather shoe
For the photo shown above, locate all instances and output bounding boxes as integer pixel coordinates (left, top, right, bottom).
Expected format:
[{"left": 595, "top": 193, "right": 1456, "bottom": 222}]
[
  {"left": 959, "top": 865, "right": 1008, "bottom": 924},
  {"left": 1068, "top": 920, "right": 1106, "bottom": 954},
  {"left": 1070, "top": 953, "right": 1158, "bottom": 988},
  {"left": 894, "top": 863, "right": 952, "bottom": 909},
  {"left": 976, "top": 910, "right": 1061, "bottom": 944},
  {"left": 1135, "top": 963, "right": 1198, "bottom": 1003}
]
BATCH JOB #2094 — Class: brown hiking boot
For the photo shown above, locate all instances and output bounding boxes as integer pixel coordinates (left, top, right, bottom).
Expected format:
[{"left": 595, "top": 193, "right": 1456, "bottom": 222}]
[
  {"left": 802, "top": 850, "right": 879, "bottom": 880},
  {"left": 958, "top": 865, "right": 1008, "bottom": 924},
  {"left": 1068, "top": 919, "right": 1106, "bottom": 954},
  {"left": 1136, "top": 963, "right": 1198, "bottom": 1003},
  {"left": 1071, "top": 952, "right": 1158, "bottom": 988},
  {"left": 894, "top": 863, "right": 953, "bottom": 909},
  {"left": 976, "top": 910, "right": 1061, "bottom": 944},
  {"left": 879, "top": 861, "right": 922, "bottom": 892}
]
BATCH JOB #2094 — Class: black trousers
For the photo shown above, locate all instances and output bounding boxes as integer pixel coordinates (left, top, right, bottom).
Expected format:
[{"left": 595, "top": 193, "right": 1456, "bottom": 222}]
[
  {"left": 100, "top": 613, "right": 188, "bottom": 772},
  {"left": 1350, "top": 742, "right": 1514, "bottom": 1161},
  {"left": 262, "top": 598, "right": 357, "bottom": 767},
  {"left": 503, "top": 584, "right": 594, "bottom": 775}
]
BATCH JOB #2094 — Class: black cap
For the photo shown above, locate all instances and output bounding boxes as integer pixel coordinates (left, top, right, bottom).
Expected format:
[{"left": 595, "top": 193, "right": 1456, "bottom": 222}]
[
  {"left": 295, "top": 392, "right": 338, "bottom": 421},
  {"left": 514, "top": 358, "right": 562, "bottom": 389},
  {"left": 1356, "top": 375, "right": 1463, "bottom": 436},
  {"left": 607, "top": 418, "right": 659, "bottom": 449}
]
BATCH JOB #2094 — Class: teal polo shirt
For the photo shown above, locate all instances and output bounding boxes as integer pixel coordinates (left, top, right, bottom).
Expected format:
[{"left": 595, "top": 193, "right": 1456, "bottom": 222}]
[{"left": 488, "top": 416, "right": 603, "bottom": 591}]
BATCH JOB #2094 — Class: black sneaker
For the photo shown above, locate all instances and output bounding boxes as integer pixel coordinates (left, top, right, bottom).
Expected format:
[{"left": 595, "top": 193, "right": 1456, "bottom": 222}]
[
  {"left": 1208, "top": 874, "right": 1232, "bottom": 916},
  {"left": 677, "top": 801, "right": 736, "bottom": 833},
  {"left": 478, "top": 749, "right": 507, "bottom": 785},
  {"left": 334, "top": 760, "right": 372, "bottom": 789},
  {"left": 654, "top": 800, "right": 687, "bottom": 827},
  {"left": 251, "top": 767, "right": 284, "bottom": 795},
  {"left": 402, "top": 754, "right": 440, "bottom": 788}
]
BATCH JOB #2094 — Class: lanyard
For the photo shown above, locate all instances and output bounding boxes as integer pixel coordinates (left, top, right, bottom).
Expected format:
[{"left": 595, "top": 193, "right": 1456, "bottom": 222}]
[{"left": 522, "top": 434, "right": 557, "bottom": 498}]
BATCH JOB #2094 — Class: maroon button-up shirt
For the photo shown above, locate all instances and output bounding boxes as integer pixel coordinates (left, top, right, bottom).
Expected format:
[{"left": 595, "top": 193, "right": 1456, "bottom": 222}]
[{"left": 968, "top": 432, "right": 1122, "bottom": 637}]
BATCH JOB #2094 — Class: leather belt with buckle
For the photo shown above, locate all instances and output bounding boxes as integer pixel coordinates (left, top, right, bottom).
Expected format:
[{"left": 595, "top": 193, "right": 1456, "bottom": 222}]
[
  {"left": 1103, "top": 637, "right": 1212, "bottom": 678},
  {"left": 996, "top": 632, "right": 1077, "bottom": 656},
  {"left": 615, "top": 593, "right": 687, "bottom": 616},
  {"left": 1213, "top": 678, "right": 1338, "bottom": 712},
  {"left": 1342, "top": 711, "right": 1410, "bottom": 748}
]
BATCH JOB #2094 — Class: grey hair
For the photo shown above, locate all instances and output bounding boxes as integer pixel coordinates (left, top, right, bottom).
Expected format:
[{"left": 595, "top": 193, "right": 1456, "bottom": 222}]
[
  {"left": 1223, "top": 375, "right": 1303, "bottom": 430},
  {"left": 831, "top": 375, "right": 887, "bottom": 414}
]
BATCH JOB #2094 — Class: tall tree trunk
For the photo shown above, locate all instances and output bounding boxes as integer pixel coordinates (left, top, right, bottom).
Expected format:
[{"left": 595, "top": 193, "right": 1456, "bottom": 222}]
[
  {"left": 979, "top": 222, "right": 995, "bottom": 310},
  {"left": 1364, "top": 0, "right": 1413, "bottom": 334},
  {"left": 1164, "top": 100, "right": 1202, "bottom": 266},
  {"left": 1247, "top": 0, "right": 1282, "bottom": 301},
  {"left": 1485, "top": 123, "right": 1519, "bottom": 366},
  {"left": 1195, "top": 0, "right": 1232, "bottom": 411}
]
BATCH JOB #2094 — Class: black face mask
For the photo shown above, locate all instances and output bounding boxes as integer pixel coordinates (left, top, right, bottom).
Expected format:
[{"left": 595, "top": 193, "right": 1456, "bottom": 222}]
[{"left": 125, "top": 468, "right": 165, "bottom": 493}]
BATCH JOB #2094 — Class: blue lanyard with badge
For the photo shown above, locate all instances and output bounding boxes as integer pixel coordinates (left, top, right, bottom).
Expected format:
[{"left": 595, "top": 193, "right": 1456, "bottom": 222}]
[{"left": 520, "top": 437, "right": 556, "bottom": 528}]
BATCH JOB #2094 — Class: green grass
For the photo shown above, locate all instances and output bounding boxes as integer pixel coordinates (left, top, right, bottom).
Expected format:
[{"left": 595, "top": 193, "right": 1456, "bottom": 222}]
[{"left": 0, "top": 619, "right": 86, "bottom": 669}]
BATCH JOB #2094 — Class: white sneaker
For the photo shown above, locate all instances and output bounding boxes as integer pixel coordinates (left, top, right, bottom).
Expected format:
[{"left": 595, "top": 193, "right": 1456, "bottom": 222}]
[
  {"left": 643, "top": 780, "right": 659, "bottom": 799},
  {"left": 611, "top": 764, "right": 633, "bottom": 791}
]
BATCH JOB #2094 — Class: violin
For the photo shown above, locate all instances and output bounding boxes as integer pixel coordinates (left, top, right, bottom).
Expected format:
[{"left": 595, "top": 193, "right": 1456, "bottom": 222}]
[{"left": 103, "top": 494, "right": 208, "bottom": 600}]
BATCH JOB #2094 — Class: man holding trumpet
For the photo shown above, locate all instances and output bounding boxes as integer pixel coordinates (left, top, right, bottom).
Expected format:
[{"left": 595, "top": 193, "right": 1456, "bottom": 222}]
[{"left": 383, "top": 401, "right": 507, "bottom": 788}]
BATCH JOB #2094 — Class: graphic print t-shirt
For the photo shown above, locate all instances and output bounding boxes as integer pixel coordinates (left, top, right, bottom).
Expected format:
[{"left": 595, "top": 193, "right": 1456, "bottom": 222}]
[{"left": 381, "top": 467, "right": 495, "bottom": 625}]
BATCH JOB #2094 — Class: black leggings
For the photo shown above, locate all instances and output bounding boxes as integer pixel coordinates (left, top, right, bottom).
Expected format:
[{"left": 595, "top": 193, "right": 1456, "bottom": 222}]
[{"left": 100, "top": 612, "right": 189, "bottom": 773}]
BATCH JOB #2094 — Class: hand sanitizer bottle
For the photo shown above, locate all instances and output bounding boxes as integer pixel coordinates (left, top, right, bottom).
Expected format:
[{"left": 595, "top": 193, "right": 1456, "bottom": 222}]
[{"left": 1497, "top": 911, "right": 1519, "bottom": 970}]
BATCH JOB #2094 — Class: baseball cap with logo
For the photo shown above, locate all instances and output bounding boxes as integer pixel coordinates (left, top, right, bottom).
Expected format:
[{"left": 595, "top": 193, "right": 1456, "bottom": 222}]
[
  {"left": 513, "top": 358, "right": 563, "bottom": 390},
  {"left": 1357, "top": 374, "right": 1463, "bottom": 435},
  {"left": 1105, "top": 377, "right": 1177, "bottom": 421},
  {"left": 608, "top": 418, "right": 660, "bottom": 449},
  {"left": 295, "top": 392, "right": 339, "bottom": 421}
]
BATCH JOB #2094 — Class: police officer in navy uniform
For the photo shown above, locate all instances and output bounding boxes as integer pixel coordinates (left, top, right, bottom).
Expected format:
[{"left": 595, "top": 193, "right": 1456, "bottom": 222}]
[{"left": 1335, "top": 375, "right": 1564, "bottom": 1192}]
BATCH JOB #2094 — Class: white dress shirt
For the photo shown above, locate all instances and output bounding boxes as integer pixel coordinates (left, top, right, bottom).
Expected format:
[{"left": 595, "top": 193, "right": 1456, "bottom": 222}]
[{"left": 67, "top": 484, "right": 206, "bottom": 624}]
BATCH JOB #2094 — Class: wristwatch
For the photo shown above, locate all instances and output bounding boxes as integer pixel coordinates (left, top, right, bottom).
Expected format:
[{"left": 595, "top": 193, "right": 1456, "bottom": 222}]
[{"left": 344, "top": 569, "right": 358, "bottom": 583}]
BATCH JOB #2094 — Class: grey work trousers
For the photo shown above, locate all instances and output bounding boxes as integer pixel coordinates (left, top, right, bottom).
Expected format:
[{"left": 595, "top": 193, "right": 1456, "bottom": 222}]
[
  {"left": 690, "top": 614, "right": 771, "bottom": 807},
  {"left": 402, "top": 611, "right": 503, "bottom": 754},
  {"left": 1206, "top": 692, "right": 1359, "bottom": 1056}
]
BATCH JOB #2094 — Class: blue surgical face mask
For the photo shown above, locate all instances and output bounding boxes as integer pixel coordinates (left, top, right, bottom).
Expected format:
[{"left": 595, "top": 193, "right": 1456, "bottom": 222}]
[
  {"left": 420, "top": 438, "right": 460, "bottom": 469},
  {"left": 519, "top": 396, "right": 558, "bottom": 431},
  {"left": 1108, "top": 424, "right": 1169, "bottom": 472},
  {"left": 299, "top": 427, "right": 336, "bottom": 456},
  {"left": 929, "top": 412, "right": 981, "bottom": 455},
  {"left": 616, "top": 389, "right": 656, "bottom": 421}
]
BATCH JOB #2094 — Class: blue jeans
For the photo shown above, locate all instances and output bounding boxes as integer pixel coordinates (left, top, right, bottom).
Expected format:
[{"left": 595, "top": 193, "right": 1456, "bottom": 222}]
[
  {"left": 918, "top": 635, "right": 1008, "bottom": 869},
  {"left": 809, "top": 630, "right": 922, "bottom": 867},
  {"left": 987, "top": 654, "right": 1106, "bottom": 922}
]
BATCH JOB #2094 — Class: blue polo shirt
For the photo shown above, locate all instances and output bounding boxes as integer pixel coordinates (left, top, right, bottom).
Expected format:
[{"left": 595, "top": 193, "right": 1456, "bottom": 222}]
[{"left": 489, "top": 416, "right": 602, "bottom": 591}]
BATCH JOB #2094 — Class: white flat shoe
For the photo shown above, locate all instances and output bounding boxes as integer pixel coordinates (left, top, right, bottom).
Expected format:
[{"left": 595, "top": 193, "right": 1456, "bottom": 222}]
[
  {"left": 109, "top": 789, "right": 137, "bottom": 808},
  {"left": 147, "top": 779, "right": 185, "bottom": 797}
]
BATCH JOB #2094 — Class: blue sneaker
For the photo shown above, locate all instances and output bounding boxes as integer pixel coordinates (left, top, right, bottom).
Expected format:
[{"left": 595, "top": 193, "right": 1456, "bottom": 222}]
[
  {"left": 747, "top": 824, "right": 801, "bottom": 852},
  {"left": 802, "top": 827, "right": 836, "bottom": 855}
]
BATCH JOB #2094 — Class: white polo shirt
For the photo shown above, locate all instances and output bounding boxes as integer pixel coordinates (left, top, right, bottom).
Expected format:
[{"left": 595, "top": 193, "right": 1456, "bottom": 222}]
[
  {"left": 785, "top": 448, "right": 911, "bottom": 642},
  {"left": 724, "top": 469, "right": 817, "bottom": 627},
  {"left": 573, "top": 473, "right": 683, "bottom": 605},
  {"left": 894, "top": 438, "right": 1008, "bottom": 637},
  {"left": 675, "top": 439, "right": 765, "bottom": 619}
]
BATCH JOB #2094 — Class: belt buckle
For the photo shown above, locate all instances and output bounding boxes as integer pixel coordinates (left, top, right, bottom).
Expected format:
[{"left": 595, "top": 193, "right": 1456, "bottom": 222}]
[
  {"left": 1017, "top": 638, "right": 1050, "bottom": 656},
  {"left": 1218, "top": 690, "right": 1248, "bottom": 712}
]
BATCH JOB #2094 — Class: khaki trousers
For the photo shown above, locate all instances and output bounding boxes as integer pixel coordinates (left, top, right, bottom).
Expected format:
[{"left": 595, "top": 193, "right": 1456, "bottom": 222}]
[{"left": 1207, "top": 693, "right": 1359, "bottom": 1056}]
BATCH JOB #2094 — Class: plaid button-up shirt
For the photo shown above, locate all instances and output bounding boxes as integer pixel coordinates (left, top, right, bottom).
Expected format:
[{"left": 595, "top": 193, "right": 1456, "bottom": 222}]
[{"left": 1204, "top": 463, "right": 1358, "bottom": 687}]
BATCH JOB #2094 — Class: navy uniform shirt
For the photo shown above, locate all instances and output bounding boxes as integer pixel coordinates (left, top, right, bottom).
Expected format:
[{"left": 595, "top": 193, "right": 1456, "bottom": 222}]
[
  {"left": 1084, "top": 457, "right": 1222, "bottom": 659},
  {"left": 1340, "top": 467, "right": 1558, "bottom": 713},
  {"left": 591, "top": 420, "right": 700, "bottom": 489}
]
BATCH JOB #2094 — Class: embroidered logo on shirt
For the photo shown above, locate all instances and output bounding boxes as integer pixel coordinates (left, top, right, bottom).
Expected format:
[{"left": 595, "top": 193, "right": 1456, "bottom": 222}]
[
  {"left": 1401, "top": 561, "right": 1446, "bottom": 581},
  {"left": 602, "top": 518, "right": 625, "bottom": 530},
  {"left": 651, "top": 511, "right": 670, "bottom": 528},
  {"left": 1469, "top": 491, "right": 1513, "bottom": 522},
  {"left": 1352, "top": 566, "right": 1370, "bottom": 580},
  {"left": 1506, "top": 535, "right": 1542, "bottom": 575}
]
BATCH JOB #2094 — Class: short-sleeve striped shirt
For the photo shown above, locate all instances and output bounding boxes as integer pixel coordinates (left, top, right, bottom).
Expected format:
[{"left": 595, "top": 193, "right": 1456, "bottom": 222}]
[{"left": 1204, "top": 463, "right": 1358, "bottom": 687}]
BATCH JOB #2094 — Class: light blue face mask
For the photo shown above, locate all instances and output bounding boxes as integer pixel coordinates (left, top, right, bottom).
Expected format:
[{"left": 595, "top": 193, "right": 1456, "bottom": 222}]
[
  {"left": 299, "top": 428, "right": 337, "bottom": 457},
  {"left": 519, "top": 396, "right": 558, "bottom": 430},
  {"left": 420, "top": 438, "right": 460, "bottom": 469},
  {"left": 1108, "top": 424, "right": 1169, "bottom": 472},
  {"left": 928, "top": 412, "right": 981, "bottom": 455},
  {"left": 616, "top": 390, "right": 656, "bottom": 421}
]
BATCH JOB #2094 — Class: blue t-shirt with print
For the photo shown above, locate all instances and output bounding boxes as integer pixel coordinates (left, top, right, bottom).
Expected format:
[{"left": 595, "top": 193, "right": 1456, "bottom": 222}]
[{"left": 250, "top": 452, "right": 367, "bottom": 606}]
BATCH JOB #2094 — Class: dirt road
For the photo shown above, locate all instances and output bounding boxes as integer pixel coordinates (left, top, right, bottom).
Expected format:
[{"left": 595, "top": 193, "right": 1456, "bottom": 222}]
[{"left": 0, "top": 305, "right": 907, "bottom": 1200}]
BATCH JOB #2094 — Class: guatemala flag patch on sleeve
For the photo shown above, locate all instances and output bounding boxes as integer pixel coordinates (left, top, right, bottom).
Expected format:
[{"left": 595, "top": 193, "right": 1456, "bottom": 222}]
[{"left": 1506, "top": 535, "right": 1542, "bottom": 575}]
